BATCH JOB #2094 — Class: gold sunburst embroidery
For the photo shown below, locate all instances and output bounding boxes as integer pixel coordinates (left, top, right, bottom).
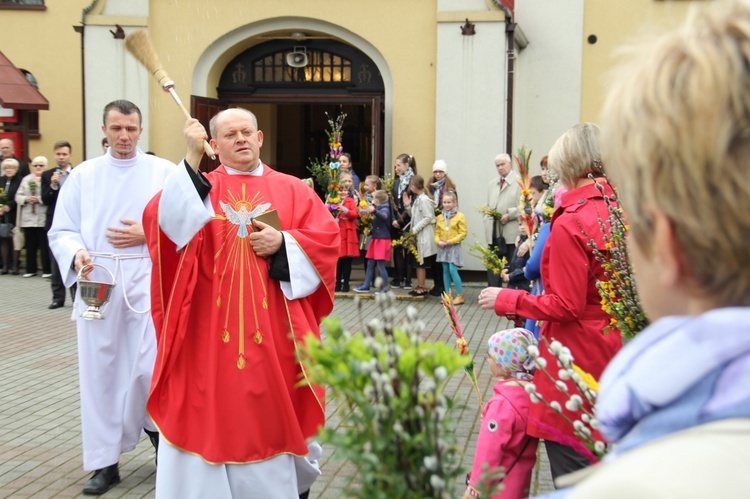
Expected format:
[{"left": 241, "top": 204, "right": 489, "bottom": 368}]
[{"left": 213, "top": 184, "right": 270, "bottom": 369}]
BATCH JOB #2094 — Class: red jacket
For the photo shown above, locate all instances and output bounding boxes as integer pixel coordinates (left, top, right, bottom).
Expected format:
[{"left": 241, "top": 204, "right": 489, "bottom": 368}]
[
  {"left": 494, "top": 180, "right": 622, "bottom": 446},
  {"left": 338, "top": 196, "right": 360, "bottom": 257}
]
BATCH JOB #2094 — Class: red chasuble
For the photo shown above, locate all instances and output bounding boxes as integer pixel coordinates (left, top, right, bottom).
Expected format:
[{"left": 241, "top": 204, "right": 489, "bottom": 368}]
[{"left": 144, "top": 165, "right": 339, "bottom": 464}]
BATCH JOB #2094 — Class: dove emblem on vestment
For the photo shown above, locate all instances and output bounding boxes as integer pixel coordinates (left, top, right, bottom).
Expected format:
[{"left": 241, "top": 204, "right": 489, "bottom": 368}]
[{"left": 220, "top": 202, "right": 271, "bottom": 238}]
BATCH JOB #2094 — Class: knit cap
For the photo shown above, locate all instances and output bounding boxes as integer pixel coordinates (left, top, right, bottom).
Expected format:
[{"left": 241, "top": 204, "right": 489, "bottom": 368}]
[
  {"left": 432, "top": 159, "right": 447, "bottom": 173},
  {"left": 487, "top": 328, "right": 537, "bottom": 376}
]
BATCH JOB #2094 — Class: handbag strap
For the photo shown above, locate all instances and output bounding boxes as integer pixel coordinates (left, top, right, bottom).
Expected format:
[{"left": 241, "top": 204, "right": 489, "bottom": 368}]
[{"left": 502, "top": 433, "right": 534, "bottom": 481}]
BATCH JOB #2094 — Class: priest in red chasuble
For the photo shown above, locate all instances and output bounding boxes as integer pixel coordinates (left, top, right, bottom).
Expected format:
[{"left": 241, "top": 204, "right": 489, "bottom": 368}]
[{"left": 143, "top": 108, "right": 339, "bottom": 498}]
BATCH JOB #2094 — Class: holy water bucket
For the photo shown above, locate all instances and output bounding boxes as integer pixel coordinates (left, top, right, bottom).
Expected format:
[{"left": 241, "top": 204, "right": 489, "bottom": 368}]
[{"left": 77, "top": 263, "right": 116, "bottom": 320}]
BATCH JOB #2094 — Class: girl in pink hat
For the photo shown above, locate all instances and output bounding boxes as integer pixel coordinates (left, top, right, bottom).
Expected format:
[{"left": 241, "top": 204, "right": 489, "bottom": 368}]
[{"left": 463, "top": 328, "right": 539, "bottom": 499}]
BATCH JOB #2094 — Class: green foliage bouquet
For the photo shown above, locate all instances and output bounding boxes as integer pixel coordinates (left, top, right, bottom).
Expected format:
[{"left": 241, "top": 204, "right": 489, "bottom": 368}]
[
  {"left": 392, "top": 230, "right": 420, "bottom": 262},
  {"left": 27, "top": 179, "right": 37, "bottom": 214},
  {"left": 299, "top": 296, "right": 469, "bottom": 498},
  {"left": 469, "top": 239, "right": 507, "bottom": 275}
]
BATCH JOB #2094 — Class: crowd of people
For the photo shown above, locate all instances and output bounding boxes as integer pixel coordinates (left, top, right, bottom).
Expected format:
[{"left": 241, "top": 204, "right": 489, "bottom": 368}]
[
  {"left": 5, "top": 2, "right": 750, "bottom": 497},
  {"left": 1, "top": 138, "right": 78, "bottom": 309}
]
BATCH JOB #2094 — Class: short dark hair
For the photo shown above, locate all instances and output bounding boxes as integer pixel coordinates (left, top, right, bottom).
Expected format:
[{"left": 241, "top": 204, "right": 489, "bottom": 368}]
[
  {"left": 530, "top": 175, "right": 549, "bottom": 191},
  {"left": 53, "top": 140, "right": 72, "bottom": 152},
  {"left": 103, "top": 100, "right": 142, "bottom": 126}
]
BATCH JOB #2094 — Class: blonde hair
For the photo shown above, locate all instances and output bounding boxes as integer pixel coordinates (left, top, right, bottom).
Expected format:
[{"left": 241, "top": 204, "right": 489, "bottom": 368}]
[
  {"left": 364, "top": 175, "right": 383, "bottom": 190},
  {"left": 601, "top": 0, "right": 750, "bottom": 306},
  {"left": 31, "top": 156, "right": 48, "bottom": 168},
  {"left": 373, "top": 190, "right": 388, "bottom": 205},
  {"left": 1, "top": 158, "right": 19, "bottom": 170},
  {"left": 547, "top": 123, "right": 602, "bottom": 189}
]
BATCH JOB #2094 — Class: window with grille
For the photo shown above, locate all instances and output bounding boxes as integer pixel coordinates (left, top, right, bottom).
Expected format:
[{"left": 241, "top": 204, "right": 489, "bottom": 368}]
[
  {"left": 0, "top": 0, "right": 45, "bottom": 7},
  {"left": 253, "top": 49, "right": 352, "bottom": 84}
]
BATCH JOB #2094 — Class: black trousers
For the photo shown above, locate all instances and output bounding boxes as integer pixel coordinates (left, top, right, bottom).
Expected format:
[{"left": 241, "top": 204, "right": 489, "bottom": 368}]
[
  {"left": 430, "top": 256, "right": 444, "bottom": 291},
  {"left": 336, "top": 257, "right": 353, "bottom": 288},
  {"left": 23, "top": 227, "right": 50, "bottom": 274},
  {"left": 393, "top": 246, "right": 413, "bottom": 283},
  {"left": 49, "top": 254, "right": 76, "bottom": 304}
]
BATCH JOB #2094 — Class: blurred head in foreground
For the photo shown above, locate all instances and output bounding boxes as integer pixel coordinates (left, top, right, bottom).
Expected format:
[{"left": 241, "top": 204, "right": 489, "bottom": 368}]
[{"left": 601, "top": 0, "right": 750, "bottom": 319}]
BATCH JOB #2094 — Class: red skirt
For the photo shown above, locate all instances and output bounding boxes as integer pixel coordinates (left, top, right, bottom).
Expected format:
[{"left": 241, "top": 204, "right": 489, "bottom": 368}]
[{"left": 366, "top": 238, "right": 392, "bottom": 261}]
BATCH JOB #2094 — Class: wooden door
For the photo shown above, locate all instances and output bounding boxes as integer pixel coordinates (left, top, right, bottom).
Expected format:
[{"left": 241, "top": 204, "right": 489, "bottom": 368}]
[{"left": 191, "top": 96, "right": 227, "bottom": 172}]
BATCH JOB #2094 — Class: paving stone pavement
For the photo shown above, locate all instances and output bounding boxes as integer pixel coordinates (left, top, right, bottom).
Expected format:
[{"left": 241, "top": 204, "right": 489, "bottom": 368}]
[{"left": 0, "top": 271, "right": 554, "bottom": 498}]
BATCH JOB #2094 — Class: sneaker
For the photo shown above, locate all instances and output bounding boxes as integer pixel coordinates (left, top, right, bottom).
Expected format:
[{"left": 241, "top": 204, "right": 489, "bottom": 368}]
[
  {"left": 42, "top": 273, "right": 53, "bottom": 279},
  {"left": 402, "top": 280, "right": 413, "bottom": 290},
  {"left": 23, "top": 273, "right": 36, "bottom": 278},
  {"left": 390, "top": 278, "right": 402, "bottom": 289},
  {"left": 354, "top": 285, "right": 371, "bottom": 293}
]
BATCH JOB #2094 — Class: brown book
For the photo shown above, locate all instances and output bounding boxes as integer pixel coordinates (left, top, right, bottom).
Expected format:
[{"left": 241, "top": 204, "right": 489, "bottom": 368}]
[{"left": 254, "top": 209, "right": 281, "bottom": 230}]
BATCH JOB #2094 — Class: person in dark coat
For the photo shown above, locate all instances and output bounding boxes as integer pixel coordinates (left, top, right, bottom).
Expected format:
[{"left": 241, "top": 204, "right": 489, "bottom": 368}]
[
  {"left": 0, "top": 158, "right": 22, "bottom": 274},
  {"left": 41, "top": 140, "right": 76, "bottom": 308}
]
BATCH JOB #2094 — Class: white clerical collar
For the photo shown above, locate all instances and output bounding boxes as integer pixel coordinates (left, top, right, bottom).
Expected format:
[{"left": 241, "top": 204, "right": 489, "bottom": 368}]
[
  {"left": 224, "top": 162, "right": 264, "bottom": 176},
  {"left": 106, "top": 147, "right": 144, "bottom": 168}
]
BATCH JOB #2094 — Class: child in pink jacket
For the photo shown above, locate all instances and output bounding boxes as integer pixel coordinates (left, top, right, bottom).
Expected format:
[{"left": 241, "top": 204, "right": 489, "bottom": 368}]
[{"left": 464, "top": 328, "right": 539, "bottom": 499}]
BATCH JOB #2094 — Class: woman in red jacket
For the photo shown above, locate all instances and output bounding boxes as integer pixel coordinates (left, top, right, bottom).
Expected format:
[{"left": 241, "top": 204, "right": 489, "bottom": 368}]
[{"left": 478, "top": 122, "right": 622, "bottom": 482}]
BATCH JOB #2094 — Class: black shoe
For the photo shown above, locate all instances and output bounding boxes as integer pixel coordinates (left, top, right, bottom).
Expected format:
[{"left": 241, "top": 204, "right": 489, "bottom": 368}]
[
  {"left": 428, "top": 287, "right": 444, "bottom": 297},
  {"left": 390, "top": 278, "right": 402, "bottom": 288},
  {"left": 48, "top": 301, "right": 64, "bottom": 309},
  {"left": 341, "top": 284, "right": 350, "bottom": 292},
  {"left": 82, "top": 464, "right": 120, "bottom": 495},
  {"left": 335, "top": 282, "right": 342, "bottom": 292}
]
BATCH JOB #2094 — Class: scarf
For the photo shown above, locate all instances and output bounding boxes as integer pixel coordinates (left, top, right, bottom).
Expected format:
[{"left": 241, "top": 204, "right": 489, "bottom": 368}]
[
  {"left": 441, "top": 207, "right": 457, "bottom": 228},
  {"left": 397, "top": 167, "right": 414, "bottom": 197},
  {"left": 431, "top": 177, "right": 447, "bottom": 206},
  {"left": 596, "top": 307, "right": 750, "bottom": 456}
]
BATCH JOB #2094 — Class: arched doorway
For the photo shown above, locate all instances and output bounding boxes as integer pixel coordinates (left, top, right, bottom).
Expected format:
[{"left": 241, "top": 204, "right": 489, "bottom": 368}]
[{"left": 192, "top": 38, "right": 385, "bottom": 183}]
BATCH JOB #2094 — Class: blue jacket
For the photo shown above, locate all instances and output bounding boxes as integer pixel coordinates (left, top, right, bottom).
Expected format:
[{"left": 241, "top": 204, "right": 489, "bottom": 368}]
[{"left": 370, "top": 203, "right": 391, "bottom": 239}]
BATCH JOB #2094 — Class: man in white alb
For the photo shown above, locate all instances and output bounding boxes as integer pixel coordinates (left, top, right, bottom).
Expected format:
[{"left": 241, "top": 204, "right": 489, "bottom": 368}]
[{"left": 48, "top": 100, "right": 175, "bottom": 495}]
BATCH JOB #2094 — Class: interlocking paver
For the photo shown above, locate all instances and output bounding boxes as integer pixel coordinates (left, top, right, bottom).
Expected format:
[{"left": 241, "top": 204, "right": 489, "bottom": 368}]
[{"left": 0, "top": 270, "right": 554, "bottom": 497}]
